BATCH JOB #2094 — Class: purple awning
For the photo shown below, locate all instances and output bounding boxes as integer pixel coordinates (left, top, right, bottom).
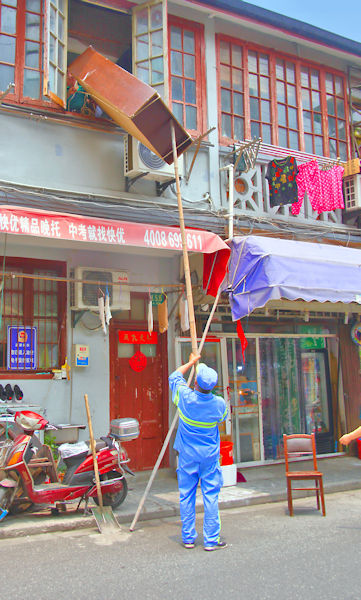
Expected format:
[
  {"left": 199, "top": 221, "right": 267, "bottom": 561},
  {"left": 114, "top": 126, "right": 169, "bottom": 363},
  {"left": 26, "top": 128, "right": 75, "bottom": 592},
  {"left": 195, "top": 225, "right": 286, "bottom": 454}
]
[{"left": 226, "top": 236, "right": 361, "bottom": 320}]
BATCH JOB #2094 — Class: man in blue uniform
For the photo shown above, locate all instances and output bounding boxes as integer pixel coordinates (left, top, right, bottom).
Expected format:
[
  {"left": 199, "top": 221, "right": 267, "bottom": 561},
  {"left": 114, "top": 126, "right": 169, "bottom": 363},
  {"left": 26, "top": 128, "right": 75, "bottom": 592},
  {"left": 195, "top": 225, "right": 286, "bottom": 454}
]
[{"left": 169, "top": 353, "right": 228, "bottom": 551}]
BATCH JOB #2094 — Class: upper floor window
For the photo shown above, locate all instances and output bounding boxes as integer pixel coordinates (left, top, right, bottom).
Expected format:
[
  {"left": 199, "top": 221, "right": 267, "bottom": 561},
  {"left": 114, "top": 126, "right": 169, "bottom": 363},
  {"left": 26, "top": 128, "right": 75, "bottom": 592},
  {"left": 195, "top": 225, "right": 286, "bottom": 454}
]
[
  {"left": 0, "top": 0, "right": 128, "bottom": 110},
  {"left": 217, "top": 36, "right": 349, "bottom": 160},
  {"left": 248, "top": 49, "right": 272, "bottom": 144},
  {"left": 168, "top": 16, "right": 205, "bottom": 136},
  {"left": 133, "top": 1, "right": 165, "bottom": 98},
  {"left": 0, "top": 0, "right": 47, "bottom": 104},
  {"left": 276, "top": 58, "right": 299, "bottom": 151},
  {"left": 325, "top": 72, "right": 348, "bottom": 161},
  {"left": 300, "top": 65, "right": 323, "bottom": 156}
]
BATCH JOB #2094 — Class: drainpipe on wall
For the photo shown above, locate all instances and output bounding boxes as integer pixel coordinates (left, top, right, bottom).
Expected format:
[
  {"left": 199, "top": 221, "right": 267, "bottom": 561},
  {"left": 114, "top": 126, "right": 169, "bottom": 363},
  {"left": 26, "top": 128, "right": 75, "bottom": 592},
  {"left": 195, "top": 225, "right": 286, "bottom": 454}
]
[{"left": 220, "top": 163, "right": 234, "bottom": 240}]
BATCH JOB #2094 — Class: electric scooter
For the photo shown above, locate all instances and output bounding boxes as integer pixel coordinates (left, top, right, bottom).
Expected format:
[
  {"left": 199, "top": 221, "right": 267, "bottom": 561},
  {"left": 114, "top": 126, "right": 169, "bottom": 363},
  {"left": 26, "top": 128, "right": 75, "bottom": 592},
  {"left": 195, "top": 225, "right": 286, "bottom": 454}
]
[{"left": 0, "top": 409, "right": 139, "bottom": 521}]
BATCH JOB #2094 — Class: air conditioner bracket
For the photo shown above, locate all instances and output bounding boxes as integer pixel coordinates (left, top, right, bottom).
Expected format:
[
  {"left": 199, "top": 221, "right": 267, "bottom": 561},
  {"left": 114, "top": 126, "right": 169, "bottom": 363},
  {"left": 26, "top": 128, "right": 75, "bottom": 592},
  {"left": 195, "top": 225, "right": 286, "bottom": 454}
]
[
  {"left": 156, "top": 178, "right": 177, "bottom": 196},
  {"left": 125, "top": 173, "right": 149, "bottom": 192},
  {"left": 71, "top": 309, "right": 86, "bottom": 328}
]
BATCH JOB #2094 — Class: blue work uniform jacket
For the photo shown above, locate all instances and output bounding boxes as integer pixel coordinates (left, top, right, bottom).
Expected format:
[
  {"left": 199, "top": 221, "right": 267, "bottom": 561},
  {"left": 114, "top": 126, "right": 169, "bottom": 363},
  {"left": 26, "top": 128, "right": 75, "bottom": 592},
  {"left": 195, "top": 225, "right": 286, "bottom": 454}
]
[{"left": 169, "top": 370, "right": 228, "bottom": 463}]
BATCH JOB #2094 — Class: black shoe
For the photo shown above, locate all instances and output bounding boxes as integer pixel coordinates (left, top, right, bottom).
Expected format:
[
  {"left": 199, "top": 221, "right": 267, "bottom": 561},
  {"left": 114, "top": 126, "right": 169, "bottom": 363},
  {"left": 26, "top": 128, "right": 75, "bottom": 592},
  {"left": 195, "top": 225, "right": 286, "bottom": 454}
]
[
  {"left": 182, "top": 542, "right": 195, "bottom": 549},
  {"left": 4, "top": 384, "right": 14, "bottom": 402},
  {"left": 14, "top": 385, "right": 23, "bottom": 402},
  {"left": 204, "top": 540, "right": 227, "bottom": 552}
]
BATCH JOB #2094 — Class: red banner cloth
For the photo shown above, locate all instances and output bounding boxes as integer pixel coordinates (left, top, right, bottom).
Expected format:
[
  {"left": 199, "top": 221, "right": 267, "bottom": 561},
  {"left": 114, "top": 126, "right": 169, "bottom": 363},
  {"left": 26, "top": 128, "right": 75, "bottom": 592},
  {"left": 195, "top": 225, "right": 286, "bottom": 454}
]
[
  {"left": 236, "top": 320, "right": 248, "bottom": 362},
  {"left": 203, "top": 248, "right": 230, "bottom": 297}
]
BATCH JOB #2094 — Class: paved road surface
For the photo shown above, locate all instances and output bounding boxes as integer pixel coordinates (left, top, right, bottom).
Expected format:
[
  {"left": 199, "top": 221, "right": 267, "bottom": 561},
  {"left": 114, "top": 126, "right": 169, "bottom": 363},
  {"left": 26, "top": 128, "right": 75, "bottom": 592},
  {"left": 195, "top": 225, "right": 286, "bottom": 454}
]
[{"left": 1, "top": 489, "right": 361, "bottom": 600}]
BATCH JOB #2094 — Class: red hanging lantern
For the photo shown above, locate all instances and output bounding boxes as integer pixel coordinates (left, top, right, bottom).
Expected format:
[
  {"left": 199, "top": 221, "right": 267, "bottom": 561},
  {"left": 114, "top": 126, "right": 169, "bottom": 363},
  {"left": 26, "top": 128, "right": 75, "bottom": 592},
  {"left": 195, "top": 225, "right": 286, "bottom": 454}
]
[{"left": 129, "top": 350, "right": 147, "bottom": 372}]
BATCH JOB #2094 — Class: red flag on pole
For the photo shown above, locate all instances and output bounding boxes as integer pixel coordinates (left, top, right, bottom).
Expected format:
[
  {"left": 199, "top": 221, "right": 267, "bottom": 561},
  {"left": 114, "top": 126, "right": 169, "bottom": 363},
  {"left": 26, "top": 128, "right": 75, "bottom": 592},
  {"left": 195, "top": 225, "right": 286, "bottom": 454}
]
[{"left": 236, "top": 320, "right": 248, "bottom": 362}]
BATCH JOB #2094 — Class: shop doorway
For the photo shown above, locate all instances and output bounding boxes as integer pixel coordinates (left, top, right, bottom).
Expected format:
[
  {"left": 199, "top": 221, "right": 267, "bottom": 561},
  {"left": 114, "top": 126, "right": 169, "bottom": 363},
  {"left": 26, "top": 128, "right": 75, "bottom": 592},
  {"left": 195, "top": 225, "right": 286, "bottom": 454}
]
[
  {"left": 299, "top": 348, "right": 334, "bottom": 453},
  {"left": 182, "top": 332, "right": 336, "bottom": 466},
  {"left": 230, "top": 335, "right": 335, "bottom": 464},
  {"left": 109, "top": 315, "right": 168, "bottom": 472}
]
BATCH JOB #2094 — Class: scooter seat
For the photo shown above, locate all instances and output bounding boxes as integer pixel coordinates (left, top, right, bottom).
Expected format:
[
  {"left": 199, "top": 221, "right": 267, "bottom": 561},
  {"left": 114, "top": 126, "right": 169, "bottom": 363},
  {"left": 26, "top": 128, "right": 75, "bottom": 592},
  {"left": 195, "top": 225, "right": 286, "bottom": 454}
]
[{"left": 85, "top": 439, "right": 108, "bottom": 453}]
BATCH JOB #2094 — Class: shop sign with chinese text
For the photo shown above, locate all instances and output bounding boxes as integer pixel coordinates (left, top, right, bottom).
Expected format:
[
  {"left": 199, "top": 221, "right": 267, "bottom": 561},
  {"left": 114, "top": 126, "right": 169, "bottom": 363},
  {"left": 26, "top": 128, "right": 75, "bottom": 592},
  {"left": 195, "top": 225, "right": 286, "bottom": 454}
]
[{"left": 7, "top": 326, "right": 37, "bottom": 370}]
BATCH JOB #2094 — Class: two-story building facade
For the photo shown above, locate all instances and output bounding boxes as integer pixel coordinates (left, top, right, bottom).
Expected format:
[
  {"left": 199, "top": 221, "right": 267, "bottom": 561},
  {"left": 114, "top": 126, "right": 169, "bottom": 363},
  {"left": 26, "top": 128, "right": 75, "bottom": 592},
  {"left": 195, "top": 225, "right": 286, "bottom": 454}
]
[{"left": 1, "top": 0, "right": 361, "bottom": 469}]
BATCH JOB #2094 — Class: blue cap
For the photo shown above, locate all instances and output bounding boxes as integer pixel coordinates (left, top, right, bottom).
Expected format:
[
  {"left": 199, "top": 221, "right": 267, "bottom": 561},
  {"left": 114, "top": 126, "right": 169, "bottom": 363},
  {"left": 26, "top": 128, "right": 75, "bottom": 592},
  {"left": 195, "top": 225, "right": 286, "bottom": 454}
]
[{"left": 196, "top": 363, "right": 218, "bottom": 391}]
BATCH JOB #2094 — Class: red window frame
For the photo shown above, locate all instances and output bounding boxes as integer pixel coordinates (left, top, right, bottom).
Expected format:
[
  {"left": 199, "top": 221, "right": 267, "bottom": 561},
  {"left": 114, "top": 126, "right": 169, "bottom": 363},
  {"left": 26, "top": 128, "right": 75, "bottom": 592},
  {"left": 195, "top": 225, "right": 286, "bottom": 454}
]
[
  {"left": 247, "top": 48, "right": 272, "bottom": 145},
  {"left": 168, "top": 15, "right": 206, "bottom": 137},
  {"left": 218, "top": 38, "right": 245, "bottom": 142},
  {"left": 324, "top": 71, "right": 348, "bottom": 161},
  {"left": 275, "top": 57, "right": 300, "bottom": 151},
  {"left": 216, "top": 35, "right": 350, "bottom": 160},
  {"left": 300, "top": 64, "right": 324, "bottom": 156},
  {"left": 0, "top": 0, "right": 53, "bottom": 108},
  {"left": 0, "top": 257, "right": 66, "bottom": 376}
]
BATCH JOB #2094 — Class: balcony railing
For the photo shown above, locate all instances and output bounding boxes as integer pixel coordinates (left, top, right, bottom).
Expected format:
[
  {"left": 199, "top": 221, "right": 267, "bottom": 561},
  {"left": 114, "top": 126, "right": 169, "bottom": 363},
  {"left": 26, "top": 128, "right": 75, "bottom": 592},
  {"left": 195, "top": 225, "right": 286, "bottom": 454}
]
[{"left": 221, "top": 143, "right": 345, "bottom": 227}]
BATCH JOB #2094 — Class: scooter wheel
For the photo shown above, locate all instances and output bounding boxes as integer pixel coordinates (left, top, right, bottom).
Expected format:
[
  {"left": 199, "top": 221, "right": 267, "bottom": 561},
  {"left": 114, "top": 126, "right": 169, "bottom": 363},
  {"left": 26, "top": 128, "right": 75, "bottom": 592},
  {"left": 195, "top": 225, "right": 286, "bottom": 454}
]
[
  {"left": 8, "top": 480, "right": 34, "bottom": 514},
  {"left": 9, "top": 500, "right": 34, "bottom": 515},
  {"left": 94, "top": 471, "right": 128, "bottom": 509}
]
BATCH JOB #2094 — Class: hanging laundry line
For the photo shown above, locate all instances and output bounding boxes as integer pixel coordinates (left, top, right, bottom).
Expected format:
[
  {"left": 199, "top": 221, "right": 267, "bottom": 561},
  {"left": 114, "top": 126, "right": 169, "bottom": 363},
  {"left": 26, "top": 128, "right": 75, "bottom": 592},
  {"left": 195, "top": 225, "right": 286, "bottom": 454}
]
[
  {"left": 0, "top": 270, "right": 187, "bottom": 291},
  {"left": 319, "top": 156, "right": 343, "bottom": 170}
]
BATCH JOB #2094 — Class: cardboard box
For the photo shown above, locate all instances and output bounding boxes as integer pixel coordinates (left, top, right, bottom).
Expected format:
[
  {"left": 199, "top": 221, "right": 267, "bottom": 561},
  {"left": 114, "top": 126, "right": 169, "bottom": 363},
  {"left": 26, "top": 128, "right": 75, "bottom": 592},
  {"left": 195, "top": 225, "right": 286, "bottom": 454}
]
[{"left": 343, "top": 158, "right": 360, "bottom": 177}]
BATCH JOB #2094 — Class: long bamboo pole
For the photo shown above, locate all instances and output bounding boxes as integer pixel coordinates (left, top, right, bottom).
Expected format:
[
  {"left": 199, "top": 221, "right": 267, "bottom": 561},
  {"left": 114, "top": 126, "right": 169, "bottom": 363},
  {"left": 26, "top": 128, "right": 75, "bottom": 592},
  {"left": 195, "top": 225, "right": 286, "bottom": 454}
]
[{"left": 170, "top": 122, "right": 198, "bottom": 356}]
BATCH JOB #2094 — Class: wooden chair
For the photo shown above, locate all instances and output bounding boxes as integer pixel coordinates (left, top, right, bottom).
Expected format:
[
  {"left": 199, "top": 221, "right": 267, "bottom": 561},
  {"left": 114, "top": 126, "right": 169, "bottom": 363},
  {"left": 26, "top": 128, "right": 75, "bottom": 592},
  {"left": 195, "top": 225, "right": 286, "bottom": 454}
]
[{"left": 283, "top": 433, "right": 326, "bottom": 517}]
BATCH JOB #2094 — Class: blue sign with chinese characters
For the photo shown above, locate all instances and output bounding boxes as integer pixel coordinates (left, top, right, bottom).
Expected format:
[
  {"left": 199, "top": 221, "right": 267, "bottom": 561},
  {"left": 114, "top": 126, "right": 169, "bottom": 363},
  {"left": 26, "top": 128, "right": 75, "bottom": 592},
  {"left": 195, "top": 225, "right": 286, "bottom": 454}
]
[{"left": 7, "top": 326, "right": 37, "bottom": 370}]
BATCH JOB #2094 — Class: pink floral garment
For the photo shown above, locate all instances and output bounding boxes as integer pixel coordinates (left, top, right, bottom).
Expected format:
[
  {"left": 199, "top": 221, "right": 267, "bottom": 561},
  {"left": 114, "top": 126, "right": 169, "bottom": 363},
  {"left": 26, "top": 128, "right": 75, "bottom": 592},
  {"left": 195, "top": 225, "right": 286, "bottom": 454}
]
[{"left": 292, "top": 161, "right": 345, "bottom": 215}]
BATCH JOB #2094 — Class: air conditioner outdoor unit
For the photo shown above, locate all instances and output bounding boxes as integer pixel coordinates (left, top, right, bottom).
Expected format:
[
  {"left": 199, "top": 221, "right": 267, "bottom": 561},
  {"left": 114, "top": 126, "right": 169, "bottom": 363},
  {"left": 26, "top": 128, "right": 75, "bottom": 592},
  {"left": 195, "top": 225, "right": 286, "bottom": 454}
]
[
  {"left": 343, "top": 174, "right": 361, "bottom": 211},
  {"left": 124, "top": 135, "right": 184, "bottom": 181},
  {"left": 72, "top": 267, "right": 130, "bottom": 311}
]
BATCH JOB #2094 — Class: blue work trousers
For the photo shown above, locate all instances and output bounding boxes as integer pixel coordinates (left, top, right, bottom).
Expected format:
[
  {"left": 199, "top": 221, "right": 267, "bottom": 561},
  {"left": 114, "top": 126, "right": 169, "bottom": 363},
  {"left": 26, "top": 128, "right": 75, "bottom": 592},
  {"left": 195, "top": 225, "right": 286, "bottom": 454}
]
[{"left": 177, "top": 456, "right": 223, "bottom": 546}]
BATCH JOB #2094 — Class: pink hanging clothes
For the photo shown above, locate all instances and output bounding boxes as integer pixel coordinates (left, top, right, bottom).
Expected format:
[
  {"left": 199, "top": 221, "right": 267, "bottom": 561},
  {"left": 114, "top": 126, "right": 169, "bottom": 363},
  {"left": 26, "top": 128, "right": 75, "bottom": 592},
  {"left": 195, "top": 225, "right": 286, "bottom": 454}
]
[
  {"left": 292, "top": 160, "right": 322, "bottom": 215},
  {"left": 318, "top": 165, "right": 345, "bottom": 213},
  {"left": 292, "top": 161, "right": 345, "bottom": 215}
]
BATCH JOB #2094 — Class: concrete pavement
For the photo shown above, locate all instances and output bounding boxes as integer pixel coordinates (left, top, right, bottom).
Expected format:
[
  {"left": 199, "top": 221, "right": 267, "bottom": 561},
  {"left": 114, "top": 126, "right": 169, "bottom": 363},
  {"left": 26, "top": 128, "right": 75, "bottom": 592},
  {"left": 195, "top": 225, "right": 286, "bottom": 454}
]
[{"left": 1, "top": 454, "right": 360, "bottom": 539}]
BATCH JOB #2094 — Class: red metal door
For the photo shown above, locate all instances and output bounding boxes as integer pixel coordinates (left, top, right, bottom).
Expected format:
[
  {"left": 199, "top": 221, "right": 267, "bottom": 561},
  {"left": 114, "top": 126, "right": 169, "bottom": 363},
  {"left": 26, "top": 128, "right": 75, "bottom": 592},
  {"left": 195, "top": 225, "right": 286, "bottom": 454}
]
[{"left": 109, "top": 320, "right": 169, "bottom": 471}]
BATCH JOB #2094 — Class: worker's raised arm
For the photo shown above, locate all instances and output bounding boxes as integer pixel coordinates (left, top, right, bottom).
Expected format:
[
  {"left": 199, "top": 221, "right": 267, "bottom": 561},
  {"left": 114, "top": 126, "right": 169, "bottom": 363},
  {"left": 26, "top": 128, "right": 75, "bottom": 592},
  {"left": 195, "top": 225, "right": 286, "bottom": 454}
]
[{"left": 176, "top": 353, "right": 201, "bottom": 376}]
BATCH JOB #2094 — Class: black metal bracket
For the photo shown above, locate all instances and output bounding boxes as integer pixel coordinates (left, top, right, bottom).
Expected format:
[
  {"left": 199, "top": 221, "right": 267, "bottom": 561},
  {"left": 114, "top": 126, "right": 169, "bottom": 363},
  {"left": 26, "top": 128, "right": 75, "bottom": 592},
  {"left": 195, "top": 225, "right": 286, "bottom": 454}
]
[
  {"left": 71, "top": 310, "right": 86, "bottom": 328},
  {"left": 156, "top": 178, "right": 177, "bottom": 196},
  {"left": 125, "top": 173, "right": 149, "bottom": 192}
]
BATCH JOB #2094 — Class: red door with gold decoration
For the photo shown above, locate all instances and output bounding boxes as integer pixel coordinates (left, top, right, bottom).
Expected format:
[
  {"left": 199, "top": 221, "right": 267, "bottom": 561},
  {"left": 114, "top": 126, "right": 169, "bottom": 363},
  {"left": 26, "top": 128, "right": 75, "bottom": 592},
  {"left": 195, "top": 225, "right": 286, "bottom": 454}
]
[{"left": 109, "top": 316, "right": 169, "bottom": 472}]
